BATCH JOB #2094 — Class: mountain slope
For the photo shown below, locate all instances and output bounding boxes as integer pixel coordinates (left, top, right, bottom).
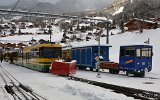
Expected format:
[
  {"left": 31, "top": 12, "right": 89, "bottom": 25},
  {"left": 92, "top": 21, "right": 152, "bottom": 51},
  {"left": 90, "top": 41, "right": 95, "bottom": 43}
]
[{"left": 0, "top": 0, "right": 114, "bottom": 14}]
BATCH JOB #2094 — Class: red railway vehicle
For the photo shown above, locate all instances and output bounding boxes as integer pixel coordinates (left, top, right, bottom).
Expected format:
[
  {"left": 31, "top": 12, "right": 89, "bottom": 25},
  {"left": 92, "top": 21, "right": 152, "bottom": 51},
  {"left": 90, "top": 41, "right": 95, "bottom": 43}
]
[
  {"left": 100, "top": 61, "right": 119, "bottom": 74},
  {"left": 50, "top": 60, "right": 76, "bottom": 76}
]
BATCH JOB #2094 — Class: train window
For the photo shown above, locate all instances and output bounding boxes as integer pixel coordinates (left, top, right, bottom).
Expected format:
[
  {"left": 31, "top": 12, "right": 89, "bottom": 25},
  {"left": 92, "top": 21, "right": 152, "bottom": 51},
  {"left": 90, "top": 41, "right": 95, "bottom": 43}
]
[
  {"left": 120, "top": 48, "right": 125, "bottom": 56},
  {"left": 136, "top": 49, "right": 141, "bottom": 57},
  {"left": 142, "top": 48, "right": 152, "bottom": 57},
  {"left": 40, "top": 47, "right": 62, "bottom": 58},
  {"left": 125, "top": 47, "right": 135, "bottom": 56}
]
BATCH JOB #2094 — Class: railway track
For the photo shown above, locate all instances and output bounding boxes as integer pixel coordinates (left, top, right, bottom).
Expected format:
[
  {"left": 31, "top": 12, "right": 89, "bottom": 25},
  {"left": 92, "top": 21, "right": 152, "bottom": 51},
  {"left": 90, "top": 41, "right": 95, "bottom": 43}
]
[
  {"left": 79, "top": 69, "right": 160, "bottom": 80},
  {"left": 69, "top": 76, "right": 160, "bottom": 100},
  {"left": 0, "top": 65, "right": 47, "bottom": 100}
]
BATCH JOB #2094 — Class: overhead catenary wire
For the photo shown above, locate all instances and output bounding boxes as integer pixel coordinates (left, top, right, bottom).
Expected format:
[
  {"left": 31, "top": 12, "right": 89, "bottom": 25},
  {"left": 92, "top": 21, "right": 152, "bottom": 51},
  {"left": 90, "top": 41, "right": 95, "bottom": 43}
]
[{"left": 12, "top": 0, "right": 20, "bottom": 11}]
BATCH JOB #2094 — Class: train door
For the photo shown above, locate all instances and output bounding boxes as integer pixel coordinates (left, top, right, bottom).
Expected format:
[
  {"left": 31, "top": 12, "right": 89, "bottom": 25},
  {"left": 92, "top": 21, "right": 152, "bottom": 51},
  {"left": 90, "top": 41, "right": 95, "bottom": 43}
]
[
  {"left": 76, "top": 49, "right": 81, "bottom": 65},
  {"left": 72, "top": 48, "right": 81, "bottom": 65},
  {"left": 80, "top": 48, "right": 87, "bottom": 65},
  {"left": 86, "top": 47, "right": 92, "bottom": 66}
]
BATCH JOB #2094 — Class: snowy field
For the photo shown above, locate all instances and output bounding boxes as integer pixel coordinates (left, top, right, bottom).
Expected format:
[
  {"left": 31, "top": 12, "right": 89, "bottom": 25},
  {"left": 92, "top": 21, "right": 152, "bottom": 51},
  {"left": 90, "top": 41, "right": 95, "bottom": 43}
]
[
  {"left": 1, "top": 26, "right": 160, "bottom": 99},
  {"left": 0, "top": 62, "right": 134, "bottom": 100}
]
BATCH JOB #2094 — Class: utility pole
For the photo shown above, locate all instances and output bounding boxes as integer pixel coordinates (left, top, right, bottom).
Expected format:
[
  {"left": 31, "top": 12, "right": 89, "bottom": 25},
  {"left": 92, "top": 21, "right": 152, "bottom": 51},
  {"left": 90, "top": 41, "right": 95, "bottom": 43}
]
[
  {"left": 97, "top": 29, "right": 101, "bottom": 78},
  {"left": 106, "top": 22, "right": 109, "bottom": 44},
  {"left": 48, "top": 27, "right": 52, "bottom": 43}
]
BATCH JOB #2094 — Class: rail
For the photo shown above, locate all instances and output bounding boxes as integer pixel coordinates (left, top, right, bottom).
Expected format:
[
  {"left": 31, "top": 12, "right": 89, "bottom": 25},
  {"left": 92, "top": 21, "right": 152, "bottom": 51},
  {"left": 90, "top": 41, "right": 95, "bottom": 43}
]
[
  {"left": 69, "top": 76, "right": 160, "bottom": 100},
  {"left": 0, "top": 65, "right": 47, "bottom": 100}
]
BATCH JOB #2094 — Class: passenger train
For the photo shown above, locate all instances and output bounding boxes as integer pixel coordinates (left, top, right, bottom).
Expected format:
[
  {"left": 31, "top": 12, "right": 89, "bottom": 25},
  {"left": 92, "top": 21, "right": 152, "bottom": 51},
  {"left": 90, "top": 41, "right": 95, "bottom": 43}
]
[
  {"left": 5, "top": 43, "right": 62, "bottom": 72},
  {"left": 3, "top": 42, "right": 153, "bottom": 77}
]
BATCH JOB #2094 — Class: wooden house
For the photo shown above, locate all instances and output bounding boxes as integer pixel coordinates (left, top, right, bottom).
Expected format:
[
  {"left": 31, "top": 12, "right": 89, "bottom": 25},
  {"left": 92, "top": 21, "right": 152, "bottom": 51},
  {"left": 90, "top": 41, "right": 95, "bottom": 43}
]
[{"left": 124, "top": 18, "right": 158, "bottom": 31}]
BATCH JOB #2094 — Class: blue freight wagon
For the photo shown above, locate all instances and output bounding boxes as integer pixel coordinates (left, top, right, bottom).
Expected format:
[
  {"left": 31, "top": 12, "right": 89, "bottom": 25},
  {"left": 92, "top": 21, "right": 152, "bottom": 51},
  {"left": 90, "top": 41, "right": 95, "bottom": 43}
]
[
  {"left": 119, "top": 45, "right": 153, "bottom": 77},
  {"left": 71, "top": 45, "right": 111, "bottom": 70}
]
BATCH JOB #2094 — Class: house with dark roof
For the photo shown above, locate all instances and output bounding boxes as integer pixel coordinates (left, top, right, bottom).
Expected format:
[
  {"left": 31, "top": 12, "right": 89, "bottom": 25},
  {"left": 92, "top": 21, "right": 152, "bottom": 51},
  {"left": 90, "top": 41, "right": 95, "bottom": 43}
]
[{"left": 124, "top": 18, "right": 158, "bottom": 31}]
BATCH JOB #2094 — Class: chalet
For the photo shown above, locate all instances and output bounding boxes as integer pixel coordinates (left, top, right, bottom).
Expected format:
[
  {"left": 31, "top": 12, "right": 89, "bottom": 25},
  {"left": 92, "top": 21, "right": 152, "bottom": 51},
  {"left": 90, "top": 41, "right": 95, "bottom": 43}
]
[
  {"left": 87, "top": 32, "right": 92, "bottom": 36},
  {"left": 17, "top": 43, "right": 26, "bottom": 47},
  {"left": 154, "top": 18, "right": 160, "bottom": 26},
  {"left": 124, "top": 18, "right": 158, "bottom": 31},
  {"left": 6, "top": 43, "right": 16, "bottom": 48},
  {"left": 19, "top": 22, "right": 26, "bottom": 29}
]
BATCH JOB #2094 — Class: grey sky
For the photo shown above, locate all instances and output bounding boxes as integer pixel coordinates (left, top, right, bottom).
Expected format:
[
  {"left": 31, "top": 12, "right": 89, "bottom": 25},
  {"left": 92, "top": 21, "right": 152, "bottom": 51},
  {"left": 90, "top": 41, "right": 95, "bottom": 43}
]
[
  {"left": 38, "top": 0, "right": 62, "bottom": 4},
  {"left": 0, "top": 0, "right": 62, "bottom": 6},
  {"left": 0, "top": 0, "right": 114, "bottom": 6}
]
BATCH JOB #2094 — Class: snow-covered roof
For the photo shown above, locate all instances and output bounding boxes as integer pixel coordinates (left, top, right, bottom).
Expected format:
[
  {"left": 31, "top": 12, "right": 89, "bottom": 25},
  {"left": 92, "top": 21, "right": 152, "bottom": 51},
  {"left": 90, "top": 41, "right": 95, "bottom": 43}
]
[
  {"left": 79, "top": 23, "right": 90, "bottom": 27},
  {"left": 91, "top": 17, "right": 108, "bottom": 21},
  {"left": 128, "top": 18, "right": 156, "bottom": 24}
]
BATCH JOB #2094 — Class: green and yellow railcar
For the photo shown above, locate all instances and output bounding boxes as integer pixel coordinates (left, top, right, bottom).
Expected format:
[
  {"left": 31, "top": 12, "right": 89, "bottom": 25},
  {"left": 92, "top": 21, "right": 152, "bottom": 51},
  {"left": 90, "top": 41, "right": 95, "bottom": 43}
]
[{"left": 14, "top": 43, "right": 62, "bottom": 72}]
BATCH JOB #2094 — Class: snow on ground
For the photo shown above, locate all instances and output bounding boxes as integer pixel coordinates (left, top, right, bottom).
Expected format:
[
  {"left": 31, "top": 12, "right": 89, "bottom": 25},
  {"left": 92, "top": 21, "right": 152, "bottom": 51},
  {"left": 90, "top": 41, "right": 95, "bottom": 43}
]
[
  {"left": 75, "top": 70, "right": 160, "bottom": 92},
  {"left": 1, "top": 25, "right": 160, "bottom": 99},
  {"left": 0, "top": 62, "right": 134, "bottom": 100},
  {"left": 0, "top": 26, "right": 63, "bottom": 43},
  {"left": 113, "top": 6, "right": 124, "bottom": 15},
  {"left": 0, "top": 27, "right": 160, "bottom": 75}
]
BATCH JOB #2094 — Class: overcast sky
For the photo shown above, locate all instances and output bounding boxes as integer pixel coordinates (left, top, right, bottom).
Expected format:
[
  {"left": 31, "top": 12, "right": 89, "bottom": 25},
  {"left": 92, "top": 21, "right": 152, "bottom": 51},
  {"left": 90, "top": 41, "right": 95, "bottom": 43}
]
[
  {"left": 0, "top": 0, "right": 114, "bottom": 6},
  {"left": 0, "top": 0, "right": 62, "bottom": 6},
  {"left": 38, "top": 0, "right": 62, "bottom": 4}
]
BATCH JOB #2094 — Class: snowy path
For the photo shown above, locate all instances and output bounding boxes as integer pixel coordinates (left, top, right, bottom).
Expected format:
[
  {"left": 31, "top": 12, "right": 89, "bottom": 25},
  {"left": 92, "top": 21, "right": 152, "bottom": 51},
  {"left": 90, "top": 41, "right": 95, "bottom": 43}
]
[{"left": 0, "top": 62, "right": 134, "bottom": 100}]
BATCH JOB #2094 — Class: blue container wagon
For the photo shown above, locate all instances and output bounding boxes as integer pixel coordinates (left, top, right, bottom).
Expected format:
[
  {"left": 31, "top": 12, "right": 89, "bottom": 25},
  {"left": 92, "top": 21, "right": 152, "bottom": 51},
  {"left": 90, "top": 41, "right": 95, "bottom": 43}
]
[{"left": 71, "top": 44, "right": 112, "bottom": 70}]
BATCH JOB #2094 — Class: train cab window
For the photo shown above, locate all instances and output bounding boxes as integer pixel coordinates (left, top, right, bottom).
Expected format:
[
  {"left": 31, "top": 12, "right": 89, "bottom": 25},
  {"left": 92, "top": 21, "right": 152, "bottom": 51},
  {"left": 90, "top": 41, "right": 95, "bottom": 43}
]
[
  {"left": 136, "top": 49, "right": 141, "bottom": 57},
  {"left": 120, "top": 48, "right": 125, "bottom": 56},
  {"left": 142, "top": 48, "right": 152, "bottom": 57},
  {"left": 40, "top": 47, "right": 62, "bottom": 58},
  {"left": 121, "top": 47, "right": 135, "bottom": 56}
]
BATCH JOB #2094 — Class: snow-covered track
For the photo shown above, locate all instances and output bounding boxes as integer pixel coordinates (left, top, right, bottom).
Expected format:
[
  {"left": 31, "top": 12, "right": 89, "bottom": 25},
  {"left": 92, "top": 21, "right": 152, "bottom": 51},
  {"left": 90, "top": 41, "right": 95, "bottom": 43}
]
[
  {"left": 0, "top": 65, "right": 47, "bottom": 100},
  {"left": 69, "top": 76, "right": 160, "bottom": 100}
]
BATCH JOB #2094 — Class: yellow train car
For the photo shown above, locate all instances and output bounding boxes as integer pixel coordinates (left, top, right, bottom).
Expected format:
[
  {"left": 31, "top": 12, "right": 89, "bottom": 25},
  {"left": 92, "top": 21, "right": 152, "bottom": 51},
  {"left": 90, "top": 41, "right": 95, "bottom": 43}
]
[
  {"left": 14, "top": 43, "right": 62, "bottom": 72},
  {"left": 62, "top": 47, "right": 71, "bottom": 62}
]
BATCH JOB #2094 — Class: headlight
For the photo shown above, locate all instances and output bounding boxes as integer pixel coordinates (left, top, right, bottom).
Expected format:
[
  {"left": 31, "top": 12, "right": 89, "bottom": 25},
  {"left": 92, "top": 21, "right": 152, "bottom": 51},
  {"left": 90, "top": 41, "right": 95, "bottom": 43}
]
[{"left": 142, "top": 62, "right": 145, "bottom": 65}]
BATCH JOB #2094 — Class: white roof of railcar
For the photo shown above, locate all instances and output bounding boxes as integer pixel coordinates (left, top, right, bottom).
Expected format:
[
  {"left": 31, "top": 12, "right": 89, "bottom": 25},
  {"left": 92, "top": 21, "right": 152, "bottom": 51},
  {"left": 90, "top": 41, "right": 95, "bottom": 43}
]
[{"left": 120, "top": 43, "right": 152, "bottom": 47}]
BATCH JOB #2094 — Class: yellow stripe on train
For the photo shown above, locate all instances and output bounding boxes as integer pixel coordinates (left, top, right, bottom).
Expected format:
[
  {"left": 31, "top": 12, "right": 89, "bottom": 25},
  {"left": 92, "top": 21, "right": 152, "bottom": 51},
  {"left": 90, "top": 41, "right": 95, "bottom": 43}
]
[{"left": 125, "top": 60, "right": 133, "bottom": 64}]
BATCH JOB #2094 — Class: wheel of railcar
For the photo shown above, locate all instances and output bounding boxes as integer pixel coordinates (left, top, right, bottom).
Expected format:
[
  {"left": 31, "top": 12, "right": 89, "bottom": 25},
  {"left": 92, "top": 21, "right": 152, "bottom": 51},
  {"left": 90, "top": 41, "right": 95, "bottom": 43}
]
[
  {"left": 109, "top": 69, "right": 113, "bottom": 74},
  {"left": 141, "top": 71, "right": 145, "bottom": 77},
  {"left": 78, "top": 67, "right": 83, "bottom": 70},
  {"left": 115, "top": 69, "right": 119, "bottom": 74},
  {"left": 133, "top": 71, "right": 145, "bottom": 77},
  {"left": 82, "top": 67, "right": 86, "bottom": 70},
  {"left": 90, "top": 68, "right": 93, "bottom": 71},
  {"left": 126, "top": 71, "right": 129, "bottom": 76}
]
